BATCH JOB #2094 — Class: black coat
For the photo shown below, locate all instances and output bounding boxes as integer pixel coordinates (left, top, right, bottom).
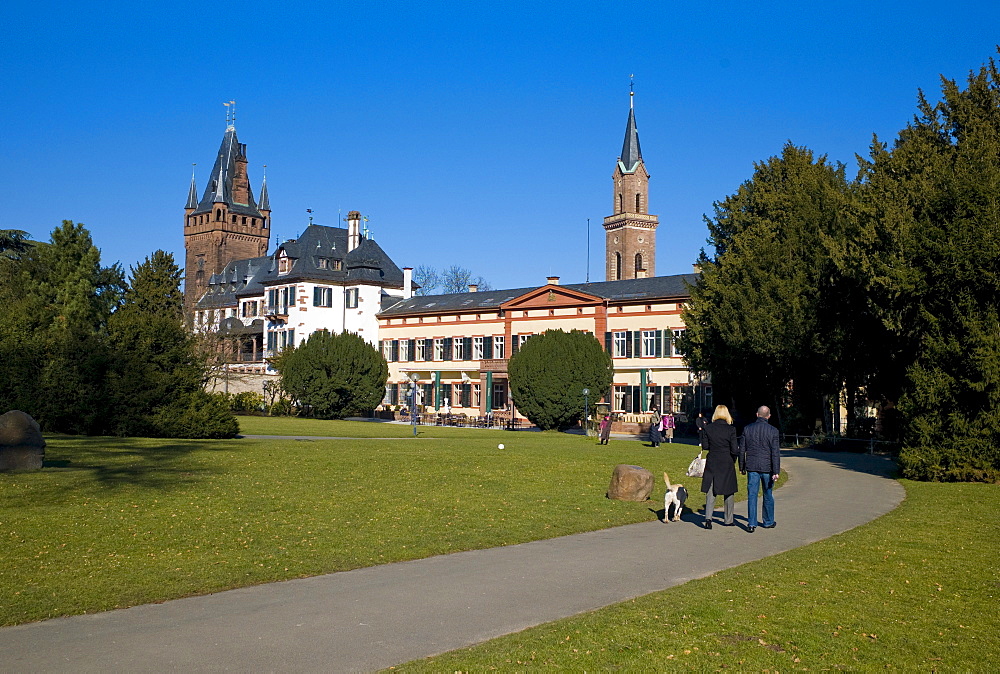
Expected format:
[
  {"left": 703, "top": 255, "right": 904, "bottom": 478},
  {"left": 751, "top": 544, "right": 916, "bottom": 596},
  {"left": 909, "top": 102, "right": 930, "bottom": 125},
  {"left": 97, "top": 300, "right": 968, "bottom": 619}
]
[{"left": 701, "top": 419, "right": 740, "bottom": 495}]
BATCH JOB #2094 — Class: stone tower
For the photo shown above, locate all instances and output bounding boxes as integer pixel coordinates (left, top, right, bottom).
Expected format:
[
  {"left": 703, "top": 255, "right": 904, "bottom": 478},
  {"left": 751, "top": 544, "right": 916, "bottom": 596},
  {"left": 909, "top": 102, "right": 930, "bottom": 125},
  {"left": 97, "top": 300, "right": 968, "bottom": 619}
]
[
  {"left": 603, "top": 93, "right": 658, "bottom": 281},
  {"left": 183, "top": 125, "right": 271, "bottom": 307}
]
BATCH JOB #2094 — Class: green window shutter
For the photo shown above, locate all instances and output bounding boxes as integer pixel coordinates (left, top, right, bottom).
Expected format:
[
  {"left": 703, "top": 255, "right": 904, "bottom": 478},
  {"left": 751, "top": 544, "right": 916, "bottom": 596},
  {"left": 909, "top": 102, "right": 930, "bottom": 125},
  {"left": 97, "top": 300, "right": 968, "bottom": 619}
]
[
  {"left": 391, "top": 340, "right": 399, "bottom": 362},
  {"left": 443, "top": 337, "right": 453, "bottom": 361},
  {"left": 484, "top": 337, "right": 493, "bottom": 359},
  {"left": 625, "top": 332, "right": 633, "bottom": 358},
  {"left": 633, "top": 331, "right": 642, "bottom": 357},
  {"left": 408, "top": 339, "right": 416, "bottom": 362},
  {"left": 424, "top": 338, "right": 433, "bottom": 361},
  {"left": 655, "top": 330, "right": 663, "bottom": 357},
  {"left": 463, "top": 336, "right": 472, "bottom": 359},
  {"left": 605, "top": 331, "right": 612, "bottom": 353}
]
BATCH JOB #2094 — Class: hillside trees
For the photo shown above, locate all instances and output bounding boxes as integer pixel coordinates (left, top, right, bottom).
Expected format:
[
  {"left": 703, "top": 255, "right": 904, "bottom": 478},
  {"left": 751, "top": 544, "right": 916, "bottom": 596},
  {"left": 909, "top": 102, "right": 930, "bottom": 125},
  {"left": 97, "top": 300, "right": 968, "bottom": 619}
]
[
  {"left": 275, "top": 330, "right": 388, "bottom": 418},
  {"left": 508, "top": 329, "right": 614, "bottom": 431}
]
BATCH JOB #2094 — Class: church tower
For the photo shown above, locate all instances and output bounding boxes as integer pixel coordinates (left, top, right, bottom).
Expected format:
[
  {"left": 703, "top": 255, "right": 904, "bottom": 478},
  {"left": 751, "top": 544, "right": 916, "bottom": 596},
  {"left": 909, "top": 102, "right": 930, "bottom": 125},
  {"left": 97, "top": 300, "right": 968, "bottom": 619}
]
[
  {"left": 183, "top": 124, "right": 271, "bottom": 307},
  {"left": 603, "top": 88, "right": 658, "bottom": 281}
]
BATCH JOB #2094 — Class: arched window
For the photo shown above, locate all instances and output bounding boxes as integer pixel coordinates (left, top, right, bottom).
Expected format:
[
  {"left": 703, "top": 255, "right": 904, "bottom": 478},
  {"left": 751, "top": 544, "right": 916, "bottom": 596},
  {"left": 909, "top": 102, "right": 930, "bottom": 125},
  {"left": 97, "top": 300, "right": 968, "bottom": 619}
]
[
  {"left": 615, "top": 252, "right": 622, "bottom": 280},
  {"left": 635, "top": 193, "right": 641, "bottom": 212},
  {"left": 618, "top": 194, "right": 623, "bottom": 213},
  {"left": 215, "top": 208, "right": 222, "bottom": 221},
  {"left": 635, "top": 253, "right": 643, "bottom": 275},
  {"left": 231, "top": 214, "right": 237, "bottom": 223}
]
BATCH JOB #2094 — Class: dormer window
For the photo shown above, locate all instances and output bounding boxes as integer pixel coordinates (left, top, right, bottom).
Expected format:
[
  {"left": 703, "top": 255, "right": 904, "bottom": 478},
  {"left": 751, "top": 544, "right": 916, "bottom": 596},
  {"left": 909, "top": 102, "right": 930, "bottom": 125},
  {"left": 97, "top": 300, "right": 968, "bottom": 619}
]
[
  {"left": 278, "top": 255, "right": 291, "bottom": 274},
  {"left": 317, "top": 258, "right": 329, "bottom": 270}
]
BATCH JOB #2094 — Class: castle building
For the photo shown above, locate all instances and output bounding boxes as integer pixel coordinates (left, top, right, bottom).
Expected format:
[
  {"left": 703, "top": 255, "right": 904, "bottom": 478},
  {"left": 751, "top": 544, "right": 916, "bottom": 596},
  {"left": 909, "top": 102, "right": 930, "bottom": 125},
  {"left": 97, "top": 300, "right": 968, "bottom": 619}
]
[
  {"left": 183, "top": 125, "right": 271, "bottom": 307},
  {"left": 186, "top": 94, "right": 709, "bottom": 417}
]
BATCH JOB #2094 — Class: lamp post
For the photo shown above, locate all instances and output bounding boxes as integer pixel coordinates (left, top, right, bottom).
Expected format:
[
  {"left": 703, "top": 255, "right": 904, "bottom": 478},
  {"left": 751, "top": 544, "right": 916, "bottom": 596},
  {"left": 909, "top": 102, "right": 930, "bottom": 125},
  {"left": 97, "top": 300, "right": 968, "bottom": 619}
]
[
  {"left": 583, "top": 388, "right": 590, "bottom": 437},
  {"left": 409, "top": 372, "right": 419, "bottom": 437}
]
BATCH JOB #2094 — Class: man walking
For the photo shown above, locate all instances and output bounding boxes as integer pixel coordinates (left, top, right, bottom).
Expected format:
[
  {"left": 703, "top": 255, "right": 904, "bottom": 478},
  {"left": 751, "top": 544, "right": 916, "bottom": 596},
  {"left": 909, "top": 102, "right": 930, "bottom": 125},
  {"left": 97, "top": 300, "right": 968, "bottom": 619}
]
[{"left": 740, "top": 405, "right": 781, "bottom": 533}]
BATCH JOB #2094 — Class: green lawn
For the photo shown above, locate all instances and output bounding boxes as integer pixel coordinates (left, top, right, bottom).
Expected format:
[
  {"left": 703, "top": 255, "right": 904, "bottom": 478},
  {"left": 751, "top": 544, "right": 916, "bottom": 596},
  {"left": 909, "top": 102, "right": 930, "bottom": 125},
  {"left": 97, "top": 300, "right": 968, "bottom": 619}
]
[
  {"left": 2, "top": 430, "right": 701, "bottom": 626},
  {"left": 395, "top": 479, "right": 1000, "bottom": 672},
  {"left": 236, "top": 415, "right": 421, "bottom": 438}
]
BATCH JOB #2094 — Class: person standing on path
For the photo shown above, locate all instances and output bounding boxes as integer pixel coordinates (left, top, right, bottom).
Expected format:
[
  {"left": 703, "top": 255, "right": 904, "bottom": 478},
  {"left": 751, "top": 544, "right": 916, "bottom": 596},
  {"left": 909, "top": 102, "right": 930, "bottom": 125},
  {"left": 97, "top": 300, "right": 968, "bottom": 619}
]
[
  {"left": 701, "top": 405, "right": 740, "bottom": 529},
  {"left": 696, "top": 410, "right": 709, "bottom": 447},
  {"left": 662, "top": 413, "right": 675, "bottom": 443},
  {"left": 740, "top": 405, "right": 781, "bottom": 533},
  {"left": 648, "top": 411, "right": 662, "bottom": 447},
  {"left": 598, "top": 414, "right": 612, "bottom": 445}
]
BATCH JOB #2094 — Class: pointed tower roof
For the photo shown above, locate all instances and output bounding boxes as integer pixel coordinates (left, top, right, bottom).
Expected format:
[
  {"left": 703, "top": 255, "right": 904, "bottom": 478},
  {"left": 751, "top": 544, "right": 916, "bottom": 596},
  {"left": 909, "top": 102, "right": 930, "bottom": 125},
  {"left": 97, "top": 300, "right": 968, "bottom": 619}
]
[
  {"left": 618, "top": 106, "right": 643, "bottom": 173},
  {"left": 191, "top": 126, "right": 264, "bottom": 218},
  {"left": 185, "top": 169, "right": 198, "bottom": 209},
  {"left": 259, "top": 172, "right": 270, "bottom": 211}
]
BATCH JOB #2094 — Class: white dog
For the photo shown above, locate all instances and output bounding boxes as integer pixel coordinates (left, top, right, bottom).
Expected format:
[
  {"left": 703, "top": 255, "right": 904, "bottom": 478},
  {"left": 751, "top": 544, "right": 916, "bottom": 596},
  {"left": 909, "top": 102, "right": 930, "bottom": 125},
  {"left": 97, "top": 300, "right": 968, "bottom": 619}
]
[{"left": 663, "top": 472, "right": 688, "bottom": 523}]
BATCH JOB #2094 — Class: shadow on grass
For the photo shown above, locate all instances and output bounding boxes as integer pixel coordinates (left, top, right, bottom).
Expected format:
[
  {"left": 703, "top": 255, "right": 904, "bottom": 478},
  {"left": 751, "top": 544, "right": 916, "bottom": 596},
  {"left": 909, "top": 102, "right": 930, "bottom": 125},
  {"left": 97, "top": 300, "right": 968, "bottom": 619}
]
[{"left": 39, "top": 435, "right": 245, "bottom": 491}]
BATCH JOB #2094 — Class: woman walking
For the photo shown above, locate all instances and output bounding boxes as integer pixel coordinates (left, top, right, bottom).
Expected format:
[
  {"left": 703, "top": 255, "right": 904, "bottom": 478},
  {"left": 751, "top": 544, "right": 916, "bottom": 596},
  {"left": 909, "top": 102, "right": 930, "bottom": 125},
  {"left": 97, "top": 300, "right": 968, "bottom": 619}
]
[
  {"left": 701, "top": 404, "right": 740, "bottom": 529},
  {"left": 598, "top": 414, "right": 613, "bottom": 445}
]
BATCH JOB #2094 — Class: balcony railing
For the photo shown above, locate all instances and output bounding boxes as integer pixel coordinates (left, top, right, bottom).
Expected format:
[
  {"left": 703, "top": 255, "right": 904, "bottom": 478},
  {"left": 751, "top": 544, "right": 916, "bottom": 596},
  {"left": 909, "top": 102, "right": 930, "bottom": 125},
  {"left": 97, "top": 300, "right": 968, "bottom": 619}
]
[{"left": 264, "top": 305, "right": 289, "bottom": 321}]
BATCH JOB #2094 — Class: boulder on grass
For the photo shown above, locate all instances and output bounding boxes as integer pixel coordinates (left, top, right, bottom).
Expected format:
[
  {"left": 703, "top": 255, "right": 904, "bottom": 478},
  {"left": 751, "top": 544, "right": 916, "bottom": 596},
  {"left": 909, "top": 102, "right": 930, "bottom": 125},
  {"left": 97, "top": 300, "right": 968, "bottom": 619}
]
[
  {"left": 0, "top": 410, "right": 45, "bottom": 472},
  {"left": 607, "top": 463, "right": 653, "bottom": 501}
]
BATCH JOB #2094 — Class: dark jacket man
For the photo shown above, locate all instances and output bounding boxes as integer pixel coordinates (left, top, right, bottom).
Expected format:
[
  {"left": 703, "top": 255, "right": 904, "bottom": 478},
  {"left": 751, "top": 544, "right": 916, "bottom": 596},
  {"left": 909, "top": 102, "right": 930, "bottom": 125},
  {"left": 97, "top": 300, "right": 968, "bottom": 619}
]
[{"left": 740, "top": 415, "right": 780, "bottom": 477}]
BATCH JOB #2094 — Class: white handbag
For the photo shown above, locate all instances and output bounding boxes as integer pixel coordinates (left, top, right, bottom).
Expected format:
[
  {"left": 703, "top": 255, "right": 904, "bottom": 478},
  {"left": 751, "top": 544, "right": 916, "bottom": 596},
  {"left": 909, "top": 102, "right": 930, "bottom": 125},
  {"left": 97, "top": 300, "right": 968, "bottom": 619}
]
[{"left": 686, "top": 451, "right": 706, "bottom": 478}]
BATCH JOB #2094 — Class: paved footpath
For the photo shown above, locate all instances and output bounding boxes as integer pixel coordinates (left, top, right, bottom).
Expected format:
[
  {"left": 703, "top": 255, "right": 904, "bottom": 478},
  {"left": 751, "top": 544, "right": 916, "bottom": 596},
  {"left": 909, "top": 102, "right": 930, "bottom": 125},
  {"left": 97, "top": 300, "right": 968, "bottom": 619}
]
[{"left": 0, "top": 450, "right": 902, "bottom": 673}]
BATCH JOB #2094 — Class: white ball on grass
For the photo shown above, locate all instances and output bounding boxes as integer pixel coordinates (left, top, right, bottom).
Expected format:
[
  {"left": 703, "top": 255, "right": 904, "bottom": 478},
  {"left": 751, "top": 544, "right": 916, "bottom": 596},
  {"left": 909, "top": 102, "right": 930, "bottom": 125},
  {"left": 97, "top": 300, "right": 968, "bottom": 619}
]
[{"left": 498, "top": 443, "right": 505, "bottom": 450}]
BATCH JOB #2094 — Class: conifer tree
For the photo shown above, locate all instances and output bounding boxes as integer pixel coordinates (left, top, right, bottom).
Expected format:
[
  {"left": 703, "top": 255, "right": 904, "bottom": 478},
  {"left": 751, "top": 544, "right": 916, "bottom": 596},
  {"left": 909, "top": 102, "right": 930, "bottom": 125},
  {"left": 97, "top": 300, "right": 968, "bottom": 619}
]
[
  {"left": 276, "top": 330, "right": 388, "bottom": 418},
  {"left": 508, "top": 329, "right": 613, "bottom": 431},
  {"left": 854, "top": 55, "right": 1000, "bottom": 480},
  {"left": 679, "top": 144, "right": 855, "bottom": 431}
]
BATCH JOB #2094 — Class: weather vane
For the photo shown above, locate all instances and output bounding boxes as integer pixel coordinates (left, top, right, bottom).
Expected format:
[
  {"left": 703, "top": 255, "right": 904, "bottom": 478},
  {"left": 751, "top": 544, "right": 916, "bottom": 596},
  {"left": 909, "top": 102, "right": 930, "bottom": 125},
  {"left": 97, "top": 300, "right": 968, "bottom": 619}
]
[
  {"left": 306, "top": 208, "right": 313, "bottom": 225},
  {"left": 629, "top": 74, "right": 635, "bottom": 108}
]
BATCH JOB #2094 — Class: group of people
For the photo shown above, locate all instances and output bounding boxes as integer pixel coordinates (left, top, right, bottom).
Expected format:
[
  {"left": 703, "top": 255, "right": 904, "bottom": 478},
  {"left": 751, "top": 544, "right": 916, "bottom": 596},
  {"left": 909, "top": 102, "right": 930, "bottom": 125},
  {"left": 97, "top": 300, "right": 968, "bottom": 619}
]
[
  {"left": 699, "top": 404, "right": 781, "bottom": 533},
  {"left": 647, "top": 408, "right": 676, "bottom": 447}
]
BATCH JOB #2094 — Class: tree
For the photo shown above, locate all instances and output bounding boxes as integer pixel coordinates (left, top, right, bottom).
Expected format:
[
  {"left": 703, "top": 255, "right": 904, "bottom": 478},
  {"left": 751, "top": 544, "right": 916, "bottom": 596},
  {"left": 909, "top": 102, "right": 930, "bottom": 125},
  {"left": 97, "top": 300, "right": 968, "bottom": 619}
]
[
  {"left": 508, "top": 329, "right": 613, "bottom": 431},
  {"left": 0, "top": 229, "right": 35, "bottom": 260},
  {"left": 853, "top": 55, "right": 1000, "bottom": 481},
  {"left": 413, "top": 264, "right": 492, "bottom": 295},
  {"left": 275, "top": 331, "right": 388, "bottom": 419},
  {"left": 412, "top": 265, "right": 440, "bottom": 296},
  {"left": 5, "top": 221, "right": 125, "bottom": 433},
  {"left": 678, "top": 144, "right": 855, "bottom": 431},
  {"left": 107, "top": 250, "right": 211, "bottom": 436}
]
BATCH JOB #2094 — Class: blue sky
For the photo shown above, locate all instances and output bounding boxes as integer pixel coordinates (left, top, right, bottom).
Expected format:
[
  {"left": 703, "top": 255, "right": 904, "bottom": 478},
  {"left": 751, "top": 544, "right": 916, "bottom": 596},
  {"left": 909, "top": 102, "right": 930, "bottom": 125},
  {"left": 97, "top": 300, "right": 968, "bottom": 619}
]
[{"left": 3, "top": 1, "right": 999, "bottom": 291}]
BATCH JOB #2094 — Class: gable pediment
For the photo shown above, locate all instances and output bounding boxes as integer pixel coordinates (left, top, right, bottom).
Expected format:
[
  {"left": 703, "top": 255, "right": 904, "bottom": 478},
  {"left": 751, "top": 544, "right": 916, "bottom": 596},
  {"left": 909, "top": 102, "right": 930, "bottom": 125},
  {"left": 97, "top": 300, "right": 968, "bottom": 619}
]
[{"left": 502, "top": 285, "right": 602, "bottom": 310}]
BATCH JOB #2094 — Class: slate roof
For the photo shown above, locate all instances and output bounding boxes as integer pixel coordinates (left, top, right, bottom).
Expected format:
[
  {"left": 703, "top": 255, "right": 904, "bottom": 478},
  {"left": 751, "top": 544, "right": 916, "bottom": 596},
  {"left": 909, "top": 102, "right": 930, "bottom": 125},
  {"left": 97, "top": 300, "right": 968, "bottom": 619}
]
[
  {"left": 190, "top": 126, "right": 265, "bottom": 218},
  {"left": 619, "top": 107, "right": 643, "bottom": 173},
  {"left": 193, "top": 224, "right": 405, "bottom": 309},
  {"left": 378, "top": 273, "right": 698, "bottom": 317}
]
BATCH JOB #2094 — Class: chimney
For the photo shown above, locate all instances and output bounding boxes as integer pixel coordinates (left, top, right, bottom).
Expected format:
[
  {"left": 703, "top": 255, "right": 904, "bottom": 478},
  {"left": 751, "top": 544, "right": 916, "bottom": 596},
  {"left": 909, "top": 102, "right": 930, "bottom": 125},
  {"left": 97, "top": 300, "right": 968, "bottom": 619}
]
[
  {"left": 347, "top": 211, "right": 361, "bottom": 252},
  {"left": 546, "top": 276, "right": 560, "bottom": 285},
  {"left": 468, "top": 283, "right": 478, "bottom": 293},
  {"left": 636, "top": 268, "right": 647, "bottom": 279},
  {"left": 403, "top": 267, "right": 413, "bottom": 299},
  {"left": 692, "top": 263, "right": 702, "bottom": 273}
]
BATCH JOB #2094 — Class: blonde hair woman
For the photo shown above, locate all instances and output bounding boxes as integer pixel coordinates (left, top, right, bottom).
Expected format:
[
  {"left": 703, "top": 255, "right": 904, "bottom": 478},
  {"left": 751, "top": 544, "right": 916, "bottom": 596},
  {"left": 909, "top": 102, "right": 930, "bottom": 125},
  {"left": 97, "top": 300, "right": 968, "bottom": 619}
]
[{"left": 700, "top": 404, "right": 740, "bottom": 529}]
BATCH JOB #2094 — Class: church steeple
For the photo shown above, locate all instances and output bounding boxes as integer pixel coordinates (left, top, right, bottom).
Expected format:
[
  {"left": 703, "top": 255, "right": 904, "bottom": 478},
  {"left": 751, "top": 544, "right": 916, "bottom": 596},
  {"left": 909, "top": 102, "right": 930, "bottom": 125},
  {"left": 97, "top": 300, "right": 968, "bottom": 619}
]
[
  {"left": 183, "top": 122, "right": 271, "bottom": 308},
  {"left": 603, "top": 85, "right": 658, "bottom": 281}
]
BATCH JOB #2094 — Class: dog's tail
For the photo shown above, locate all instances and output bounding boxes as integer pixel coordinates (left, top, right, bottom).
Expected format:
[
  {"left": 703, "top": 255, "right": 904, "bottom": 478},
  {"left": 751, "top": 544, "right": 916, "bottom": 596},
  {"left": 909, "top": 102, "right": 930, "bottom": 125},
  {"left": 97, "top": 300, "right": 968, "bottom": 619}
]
[{"left": 663, "top": 471, "right": 672, "bottom": 489}]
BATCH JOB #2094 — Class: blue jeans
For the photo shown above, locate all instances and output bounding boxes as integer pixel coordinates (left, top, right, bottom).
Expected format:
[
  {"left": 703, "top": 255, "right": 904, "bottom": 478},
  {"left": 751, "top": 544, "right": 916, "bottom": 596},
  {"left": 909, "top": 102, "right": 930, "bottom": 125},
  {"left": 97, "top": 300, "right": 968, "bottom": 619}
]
[{"left": 747, "top": 471, "right": 775, "bottom": 527}]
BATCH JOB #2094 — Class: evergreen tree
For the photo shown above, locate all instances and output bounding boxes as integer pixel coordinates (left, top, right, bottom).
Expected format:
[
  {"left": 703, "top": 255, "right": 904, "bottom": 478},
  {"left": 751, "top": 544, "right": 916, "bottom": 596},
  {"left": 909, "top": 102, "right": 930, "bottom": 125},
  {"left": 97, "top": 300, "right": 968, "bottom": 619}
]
[
  {"left": 854, "top": 55, "right": 1000, "bottom": 480},
  {"left": 8, "top": 221, "right": 124, "bottom": 433},
  {"left": 508, "top": 329, "right": 613, "bottom": 431},
  {"left": 275, "top": 331, "right": 388, "bottom": 419},
  {"left": 107, "top": 250, "right": 207, "bottom": 436},
  {"left": 679, "top": 144, "right": 855, "bottom": 431}
]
